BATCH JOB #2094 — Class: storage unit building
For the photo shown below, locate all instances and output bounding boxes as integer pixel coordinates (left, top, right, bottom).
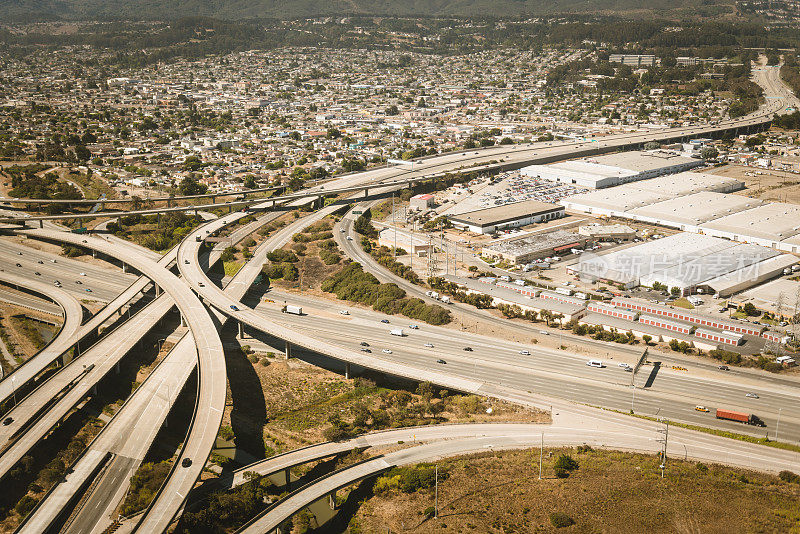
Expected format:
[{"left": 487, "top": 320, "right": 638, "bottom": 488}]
[{"left": 695, "top": 328, "right": 743, "bottom": 346}]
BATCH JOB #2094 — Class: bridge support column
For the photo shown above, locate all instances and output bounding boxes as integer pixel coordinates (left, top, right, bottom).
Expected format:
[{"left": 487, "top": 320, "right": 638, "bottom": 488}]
[
  {"left": 55, "top": 355, "right": 63, "bottom": 368},
  {"left": 284, "top": 340, "right": 291, "bottom": 359},
  {"left": 122, "top": 263, "right": 126, "bottom": 274},
  {"left": 39, "top": 220, "right": 43, "bottom": 229},
  {"left": 157, "top": 212, "right": 161, "bottom": 225},
  {"left": 115, "top": 361, "right": 120, "bottom": 374},
  {"left": 238, "top": 321, "right": 246, "bottom": 339},
  {"left": 155, "top": 285, "right": 161, "bottom": 297},
  {"left": 180, "top": 313, "right": 187, "bottom": 327},
  {"left": 284, "top": 468, "right": 291, "bottom": 489},
  {"left": 345, "top": 362, "right": 351, "bottom": 379},
  {"left": 91, "top": 384, "right": 97, "bottom": 395},
  {"left": 211, "top": 195, "right": 216, "bottom": 204},
  {"left": 328, "top": 490, "right": 337, "bottom": 509}
]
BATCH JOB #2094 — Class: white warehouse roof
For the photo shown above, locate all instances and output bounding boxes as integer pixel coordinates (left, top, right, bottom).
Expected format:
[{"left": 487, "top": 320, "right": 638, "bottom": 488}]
[
  {"left": 627, "top": 192, "right": 763, "bottom": 228},
  {"left": 700, "top": 202, "right": 800, "bottom": 244},
  {"left": 573, "top": 232, "right": 789, "bottom": 292}
]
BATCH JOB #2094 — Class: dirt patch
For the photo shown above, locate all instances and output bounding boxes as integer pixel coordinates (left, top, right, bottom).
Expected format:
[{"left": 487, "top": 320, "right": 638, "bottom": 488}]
[
  {"left": 353, "top": 447, "right": 800, "bottom": 533},
  {"left": 233, "top": 355, "right": 547, "bottom": 457},
  {"left": 710, "top": 164, "right": 800, "bottom": 204}
]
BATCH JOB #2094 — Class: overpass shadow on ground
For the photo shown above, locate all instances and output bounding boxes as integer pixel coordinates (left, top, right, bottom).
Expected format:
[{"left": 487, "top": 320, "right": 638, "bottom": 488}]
[
  {"left": 643, "top": 361, "right": 661, "bottom": 389},
  {"left": 221, "top": 322, "right": 268, "bottom": 461}
]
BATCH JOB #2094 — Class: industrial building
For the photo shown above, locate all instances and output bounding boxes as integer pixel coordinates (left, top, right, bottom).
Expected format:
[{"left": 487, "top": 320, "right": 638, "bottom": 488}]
[
  {"left": 448, "top": 200, "right": 564, "bottom": 234},
  {"left": 569, "top": 233, "right": 795, "bottom": 295},
  {"left": 559, "top": 173, "right": 800, "bottom": 253},
  {"left": 731, "top": 278, "right": 800, "bottom": 319},
  {"left": 626, "top": 192, "right": 762, "bottom": 233},
  {"left": 409, "top": 193, "right": 435, "bottom": 211},
  {"left": 521, "top": 150, "right": 702, "bottom": 189},
  {"left": 561, "top": 172, "right": 745, "bottom": 216},
  {"left": 481, "top": 230, "right": 586, "bottom": 265},
  {"left": 699, "top": 202, "right": 800, "bottom": 250},
  {"left": 578, "top": 223, "right": 637, "bottom": 241}
]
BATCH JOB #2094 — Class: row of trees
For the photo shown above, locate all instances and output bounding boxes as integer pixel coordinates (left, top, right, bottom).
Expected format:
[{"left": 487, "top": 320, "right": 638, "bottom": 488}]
[{"left": 322, "top": 263, "right": 451, "bottom": 325}]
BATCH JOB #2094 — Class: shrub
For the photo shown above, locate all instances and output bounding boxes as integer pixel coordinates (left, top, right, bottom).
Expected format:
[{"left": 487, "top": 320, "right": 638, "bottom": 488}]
[
  {"left": 550, "top": 512, "right": 574, "bottom": 528},
  {"left": 15, "top": 495, "right": 37, "bottom": 517},
  {"left": 266, "top": 249, "right": 298, "bottom": 263},
  {"left": 696, "top": 462, "right": 709, "bottom": 473},
  {"left": 553, "top": 454, "right": 579, "bottom": 478},
  {"left": 779, "top": 470, "right": 800, "bottom": 483}
]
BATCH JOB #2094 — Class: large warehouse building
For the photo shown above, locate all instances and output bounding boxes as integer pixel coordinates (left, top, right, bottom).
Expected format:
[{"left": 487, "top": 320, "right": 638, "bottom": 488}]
[
  {"left": 560, "top": 174, "right": 800, "bottom": 253},
  {"left": 447, "top": 200, "right": 564, "bottom": 234},
  {"left": 561, "top": 172, "right": 745, "bottom": 217},
  {"left": 520, "top": 150, "right": 703, "bottom": 189},
  {"left": 569, "top": 233, "right": 797, "bottom": 295}
]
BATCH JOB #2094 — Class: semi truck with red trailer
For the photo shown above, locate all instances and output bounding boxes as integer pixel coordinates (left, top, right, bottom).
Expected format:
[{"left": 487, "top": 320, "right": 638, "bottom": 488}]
[{"left": 715, "top": 409, "right": 765, "bottom": 427}]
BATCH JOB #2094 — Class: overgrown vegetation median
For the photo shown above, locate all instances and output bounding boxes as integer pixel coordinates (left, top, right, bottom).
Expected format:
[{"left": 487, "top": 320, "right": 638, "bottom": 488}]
[{"left": 322, "top": 263, "right": 451, "bottom": 325}]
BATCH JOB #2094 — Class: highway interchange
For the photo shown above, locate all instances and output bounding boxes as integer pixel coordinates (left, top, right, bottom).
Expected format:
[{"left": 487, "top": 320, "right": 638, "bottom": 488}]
[{"left": 0, "top": 64, "right": 797, "bottom": 533}]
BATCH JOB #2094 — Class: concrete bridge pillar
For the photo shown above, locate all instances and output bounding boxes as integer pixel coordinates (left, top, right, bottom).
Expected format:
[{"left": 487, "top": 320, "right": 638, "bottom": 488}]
[
  {"left": 155, "top": 285, "right": 161, "bottom": 297},
  {"left": 284, "top": 468, "right": 291, "bottom": 489},
  {"left": 284, "top": 340, "right": 291, "bottom": 359},
  {"left": 238, "top": 321, "right": 246, "bottom": 339},
  {"left": 345, "top": 362, "right": 351, "bottom": 379},
  {"left": 115, "top": 361, "right": 120, "bottom": 374},
  {"left": 180, "top": 313, "right": 187, "bottom": 327},
  {"left": 39, "top": 220, "right": 43, "bottom": 229},
  {"left": 122, "top": 263, "right": 126, "bottom": 274},
  {"left": 363, "top": 187, "right": 369, "bottom": 198},
  {"left": 328, "top": 490, "right": 337, "bottom": 509}
]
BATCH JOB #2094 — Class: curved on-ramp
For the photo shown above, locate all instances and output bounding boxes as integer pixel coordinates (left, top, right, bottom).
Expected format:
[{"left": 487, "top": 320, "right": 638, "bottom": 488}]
[
  {"left": 236, "top": 419, "right": 800, "bottom": 533},
  {"left": 11, "top": 229, "right": 226, "bottom": 534},
  {"left": 0, "top": 269, "right": 83, "bottom": 368}
]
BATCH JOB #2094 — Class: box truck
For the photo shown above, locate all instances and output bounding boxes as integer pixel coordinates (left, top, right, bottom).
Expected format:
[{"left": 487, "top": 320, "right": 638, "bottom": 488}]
[{"left": 282, "top": 305, "right": 303, "bottom": 315}]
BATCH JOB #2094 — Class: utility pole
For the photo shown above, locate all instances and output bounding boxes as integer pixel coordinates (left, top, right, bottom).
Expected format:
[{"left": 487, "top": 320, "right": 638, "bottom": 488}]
[
  {"left": 656, "top": 418, "right": 669, "bottom": 478},
  {"left": 434, "top": 465, "right": 439, "bottom": 519}
]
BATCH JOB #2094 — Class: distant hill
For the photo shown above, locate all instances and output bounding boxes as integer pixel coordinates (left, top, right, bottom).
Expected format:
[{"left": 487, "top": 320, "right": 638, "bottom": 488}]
[{"left": 0, "top": 0, "right": 733, "bottom": 21}]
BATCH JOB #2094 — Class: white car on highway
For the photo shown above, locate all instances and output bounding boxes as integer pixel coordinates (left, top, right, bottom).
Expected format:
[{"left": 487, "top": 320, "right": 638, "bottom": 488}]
[
  {"left": 339, "top": 310, "right": 349, "bottom": 315},
  {"left": 424, "top": 343, "right": 434, "bottom": 348},
  {"left": 382, "top": 349, "right": 392, "bottom": 354}
]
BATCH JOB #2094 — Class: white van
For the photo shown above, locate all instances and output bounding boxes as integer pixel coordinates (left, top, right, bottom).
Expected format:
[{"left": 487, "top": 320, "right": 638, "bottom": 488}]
[{"left": 586, "top": 359, "right": 605, "bottom": 368}]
